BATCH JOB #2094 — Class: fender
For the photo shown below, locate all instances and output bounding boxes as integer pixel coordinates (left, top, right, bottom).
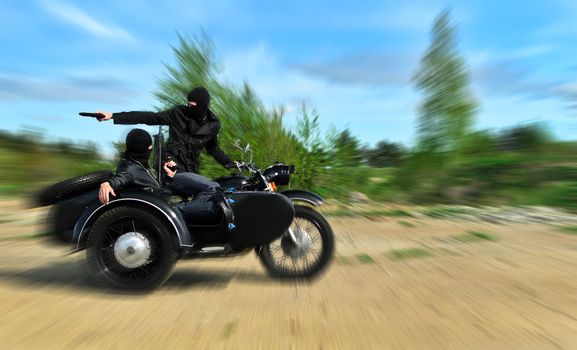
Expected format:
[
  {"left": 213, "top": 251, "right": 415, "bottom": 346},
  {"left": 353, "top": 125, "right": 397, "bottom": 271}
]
[
  {"left": 281, "top": 190, "right": 325, "bottom": 206},
  {"left": 73, "top": 190, "right": 193, "bottom": 250}
]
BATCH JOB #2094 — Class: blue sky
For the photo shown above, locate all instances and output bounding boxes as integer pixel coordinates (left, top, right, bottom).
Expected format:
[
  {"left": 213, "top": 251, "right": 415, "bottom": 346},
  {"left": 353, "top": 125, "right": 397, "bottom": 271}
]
[{"left": 1, "top": 0, "right": 577, "bottom": 157}]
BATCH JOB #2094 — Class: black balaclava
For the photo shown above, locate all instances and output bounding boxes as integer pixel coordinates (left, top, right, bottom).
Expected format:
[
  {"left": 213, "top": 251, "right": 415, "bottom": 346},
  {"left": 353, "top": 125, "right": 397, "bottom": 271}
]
[
  {"left": 186, "top": 86, "right": 210, "bottom": 121},
  {"left": 124, "top": 128, "right": 152, "bottom": 168}
]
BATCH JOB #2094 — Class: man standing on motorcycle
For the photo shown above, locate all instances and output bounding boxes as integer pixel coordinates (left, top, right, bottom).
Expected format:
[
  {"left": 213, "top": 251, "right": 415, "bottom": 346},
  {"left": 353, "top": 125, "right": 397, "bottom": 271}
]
[{"left": 94, "top": 86, "right": 237, "bottom": 195}]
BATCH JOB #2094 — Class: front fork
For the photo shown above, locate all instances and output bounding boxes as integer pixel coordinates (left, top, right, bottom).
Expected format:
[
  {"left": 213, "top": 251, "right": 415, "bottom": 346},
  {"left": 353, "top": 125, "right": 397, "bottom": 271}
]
[
  {"left": 256, "top": 200, "right": 319, "bottom": 252},
  {"left": 255, "top": 228, "right": 299, "bottom": 255},
  {"left": 286, "top": 227, "right": 299, "bottom": 244}
]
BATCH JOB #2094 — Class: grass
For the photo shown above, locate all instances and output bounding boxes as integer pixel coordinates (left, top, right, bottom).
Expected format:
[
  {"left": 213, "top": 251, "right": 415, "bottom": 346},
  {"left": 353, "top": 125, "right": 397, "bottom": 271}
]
[
  {"left": 336, "top": 256, "right": 355, "bottom": 265},
  {"left": 0, "top": 217, "right": 14, "bottom": 224},
  {"left": 559, "top": 226, "right": 577, "bottom": 235},
  {"left": 220, "top": 320, "right": 238, "bottom": 340},
  {"left": 336, "top": 254, "right": 377, "bottom": 265},
  {"left": 0, "top": 183, "right": 29, "bottom": 197},
  {"left": 388, "top": 247, "right": 431, "bottom": 261},
  {"left": 325, "top": 208, "right": 413, "bottom": 218},
  {"left": 21, "top": 231, "right": 52, "bottom": 240},
  {"left": 454, "top": 230, "right": 497, "bottom": 242},
  {"left": 356, "top": 254, "right": 376, "bottom": 264},
  {"left": 398, "top": 220, "right": 416, "bottom": 228},
  {"left": 380, "top": 209, "right": 413, "bottom": 217},
  {"left": 420, "top": 207, "right": 475, "bottom": 218}
]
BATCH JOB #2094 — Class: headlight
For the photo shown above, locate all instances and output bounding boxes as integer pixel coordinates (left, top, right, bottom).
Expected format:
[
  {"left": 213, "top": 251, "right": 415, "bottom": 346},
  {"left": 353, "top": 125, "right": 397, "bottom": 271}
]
[{"left": 263, "top": 164, "right": 294, "bottom": 186}]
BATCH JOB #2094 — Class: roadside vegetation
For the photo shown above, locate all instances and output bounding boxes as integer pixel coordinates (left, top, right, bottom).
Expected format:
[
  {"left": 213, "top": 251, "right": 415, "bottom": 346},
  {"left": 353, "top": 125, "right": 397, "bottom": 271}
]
[{"left": 558, "top": 226, "right": 577, "bottom": 235}]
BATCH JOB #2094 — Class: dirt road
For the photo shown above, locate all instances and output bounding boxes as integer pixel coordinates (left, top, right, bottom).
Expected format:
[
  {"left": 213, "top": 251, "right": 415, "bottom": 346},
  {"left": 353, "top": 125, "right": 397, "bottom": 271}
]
[{"left": 2, "top": 200, "right": 577, "bottom": 349}]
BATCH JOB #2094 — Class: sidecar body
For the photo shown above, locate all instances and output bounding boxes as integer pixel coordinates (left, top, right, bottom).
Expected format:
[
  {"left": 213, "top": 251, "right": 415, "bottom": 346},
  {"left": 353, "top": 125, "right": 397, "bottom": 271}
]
[{"left": 48, "top": 188, "right": 295, "bottom": 253}]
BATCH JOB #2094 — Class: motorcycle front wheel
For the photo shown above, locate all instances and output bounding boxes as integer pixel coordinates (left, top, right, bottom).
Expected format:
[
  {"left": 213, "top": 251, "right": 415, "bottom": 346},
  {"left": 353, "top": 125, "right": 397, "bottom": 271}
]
[{"left": 257, "top": 205, "right": 334, "bottom": 280}]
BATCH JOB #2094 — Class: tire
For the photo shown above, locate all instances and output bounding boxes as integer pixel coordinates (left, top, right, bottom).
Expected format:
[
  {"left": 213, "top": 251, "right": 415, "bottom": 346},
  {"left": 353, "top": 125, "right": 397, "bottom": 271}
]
[
  {"left": 257, "top": 205, "right": 335, "bottom": 280},
  {"left": 86, "top": 206, "right": 177, "bottom": 291},
  {"left": 36, "top": 170, "right": 113, "bottom": 207}
]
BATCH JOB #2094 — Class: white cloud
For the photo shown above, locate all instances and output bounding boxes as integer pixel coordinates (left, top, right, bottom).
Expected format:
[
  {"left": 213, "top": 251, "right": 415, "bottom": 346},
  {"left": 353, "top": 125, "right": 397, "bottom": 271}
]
[
  {"left": 468, "top": 44, "right": 555, "bottom": 67},
  {"left": 40, "top": 0, "right": 133, "bottom": 40},
  {"left": 219, "top": 40, "right": 577, "bottom": 146},
  {"left": 292, "top": 52, "right": 419, "bottom": 87},
  {"left": 0, "top": 72, "right": 138, "bottom": 104},
  {"left": 508, "top": 45, "right": 555, "bottom": 59},
  {"left": 220, "top": 44, "right": 418, "bottom": 146}
]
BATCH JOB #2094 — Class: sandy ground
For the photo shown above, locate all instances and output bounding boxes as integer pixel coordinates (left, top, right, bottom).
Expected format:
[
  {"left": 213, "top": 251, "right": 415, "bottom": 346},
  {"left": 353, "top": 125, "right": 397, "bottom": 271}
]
[{"left": 2, "top": 200, "right": 577, "bottom": 349}]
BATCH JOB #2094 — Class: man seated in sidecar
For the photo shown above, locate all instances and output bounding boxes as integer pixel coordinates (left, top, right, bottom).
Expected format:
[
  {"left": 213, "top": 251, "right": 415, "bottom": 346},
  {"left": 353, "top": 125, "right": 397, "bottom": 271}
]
[{"left": 98, "top": 128, "right": 231, "bottom": 225}]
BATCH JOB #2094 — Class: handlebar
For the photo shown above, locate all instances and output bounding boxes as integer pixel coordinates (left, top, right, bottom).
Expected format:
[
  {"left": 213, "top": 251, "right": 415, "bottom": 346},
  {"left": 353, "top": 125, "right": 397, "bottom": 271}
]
[
  {"left": 79, "top": 112, "right": 105, "bottom": 120},
  {"left": 234, "top": 161, "right": 256, "bottom": 174},
  {"left": 235, "top": 161, "right": 247, "bottom": 170}
]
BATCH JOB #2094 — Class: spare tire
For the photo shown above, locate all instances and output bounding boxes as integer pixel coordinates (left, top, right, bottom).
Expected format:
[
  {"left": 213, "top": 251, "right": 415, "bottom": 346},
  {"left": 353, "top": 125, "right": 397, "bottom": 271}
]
[{"left": 36, "top": 170, "right": 113, "bottom": 207}]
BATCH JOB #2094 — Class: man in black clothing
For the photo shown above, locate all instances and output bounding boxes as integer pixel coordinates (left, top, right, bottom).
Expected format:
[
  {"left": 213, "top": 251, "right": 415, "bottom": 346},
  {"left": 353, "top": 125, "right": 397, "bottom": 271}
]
[
  {"left": 99, "top": 128, "right": 227, "bottom": 223},
  {"left": 95, "top": 87, "right": 236, "bottom": 174},
  {"left": 99, "top": 128, "right": 164, "bottom": 203}
]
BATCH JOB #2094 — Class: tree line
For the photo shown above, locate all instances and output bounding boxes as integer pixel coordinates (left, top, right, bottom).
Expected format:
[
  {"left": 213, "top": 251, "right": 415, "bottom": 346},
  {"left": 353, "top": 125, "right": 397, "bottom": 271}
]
[{"left": 3, "top": 9, "right": 576, "bottom": 209}]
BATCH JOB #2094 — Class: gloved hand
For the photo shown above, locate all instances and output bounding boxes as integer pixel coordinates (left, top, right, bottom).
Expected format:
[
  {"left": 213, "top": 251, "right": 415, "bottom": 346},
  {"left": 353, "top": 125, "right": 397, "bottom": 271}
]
[{"left": 225, "top": 161, "right": 242, "bottom": 169}]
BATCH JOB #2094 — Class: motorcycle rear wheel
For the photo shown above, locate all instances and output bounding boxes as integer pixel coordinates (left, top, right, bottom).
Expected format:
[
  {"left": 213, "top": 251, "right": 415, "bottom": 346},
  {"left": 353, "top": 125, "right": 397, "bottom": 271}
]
[{"left": 257, "top": 205, "right": 334, "bottom": 280}]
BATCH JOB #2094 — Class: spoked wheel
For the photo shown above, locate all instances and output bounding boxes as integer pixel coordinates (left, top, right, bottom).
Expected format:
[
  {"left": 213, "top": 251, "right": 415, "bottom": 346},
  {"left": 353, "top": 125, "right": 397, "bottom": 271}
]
[
  {"left": 87, "top": 206, "right": 177, "bottom": 291},
  {"left": 257, "top": 205, "right": 334, "bottom": 280}
]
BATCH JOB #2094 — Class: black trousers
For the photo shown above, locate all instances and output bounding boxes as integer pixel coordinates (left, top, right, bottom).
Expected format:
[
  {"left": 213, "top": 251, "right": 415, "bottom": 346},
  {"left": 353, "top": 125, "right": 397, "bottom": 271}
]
[{"left": 171, "top": 172, "right": 222, "bottom": 224}]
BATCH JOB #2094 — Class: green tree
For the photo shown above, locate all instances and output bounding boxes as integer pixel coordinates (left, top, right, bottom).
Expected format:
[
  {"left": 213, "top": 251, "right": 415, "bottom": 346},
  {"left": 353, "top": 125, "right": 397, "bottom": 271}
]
[
  {"left": 293, "top": 103, "right": 327, "bottom": 189},
  {"left": 413, "top": 9, "right": 478, "bottom": 158},
  {"left": 497, "top": 123, "right": 551, "bottom": 153},
  {"left": 154, "top": 32, "right": 217, "bottom": 108},
  {"left": 329, "top": 129, "right": 362, "bottom": 167},
  {"left": 152, "top": 32, "right": 323, "bottom": 189},
  {"left": 460, "top": 130, "right": 497, "bottom": 157},
  {"left": 363, "top": 141, "right": 405, "bottom": 167}
]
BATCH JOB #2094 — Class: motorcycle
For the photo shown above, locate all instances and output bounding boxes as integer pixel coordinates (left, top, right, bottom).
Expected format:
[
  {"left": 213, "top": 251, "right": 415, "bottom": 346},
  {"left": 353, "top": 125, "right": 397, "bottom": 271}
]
[
  {"left": 213, "top": 139, "right": 334, "bottom": 280},
  {"left": 38, "top": 113, "right": 335, "bottom": 290}
]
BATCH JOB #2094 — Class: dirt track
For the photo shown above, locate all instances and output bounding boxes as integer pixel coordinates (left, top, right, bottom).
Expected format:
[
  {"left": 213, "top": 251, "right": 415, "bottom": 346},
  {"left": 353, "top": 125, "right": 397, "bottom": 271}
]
[{"left": 2, "top": 200, "right": 577, "bottom": 349}]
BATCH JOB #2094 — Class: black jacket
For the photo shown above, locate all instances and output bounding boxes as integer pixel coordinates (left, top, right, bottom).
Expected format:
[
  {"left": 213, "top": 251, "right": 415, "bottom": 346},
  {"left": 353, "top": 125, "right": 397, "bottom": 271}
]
[
  {"left": 113, "top": 106, "right": 233, "bottom": 174},
  {"left": 107, "top": 157, "right": 234, "bottom": 226},
  {"left": 107, "top": 158, "right": 163, "bottom": 192}
]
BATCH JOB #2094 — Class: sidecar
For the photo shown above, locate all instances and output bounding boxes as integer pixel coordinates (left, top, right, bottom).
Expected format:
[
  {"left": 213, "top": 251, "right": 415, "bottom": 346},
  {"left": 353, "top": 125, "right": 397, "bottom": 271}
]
[{"left": 47, "top": 187, "right": 294, "bottom": 290}]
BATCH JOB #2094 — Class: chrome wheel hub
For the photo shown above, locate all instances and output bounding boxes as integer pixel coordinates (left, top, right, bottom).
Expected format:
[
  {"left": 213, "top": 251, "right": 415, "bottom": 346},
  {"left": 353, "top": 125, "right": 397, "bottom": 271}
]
[
  {"left": 282, "top": 228, "right": 313, "bottom": 259},
  {"left": 114, "top": 232, "right": 151, "bottom": 268}
]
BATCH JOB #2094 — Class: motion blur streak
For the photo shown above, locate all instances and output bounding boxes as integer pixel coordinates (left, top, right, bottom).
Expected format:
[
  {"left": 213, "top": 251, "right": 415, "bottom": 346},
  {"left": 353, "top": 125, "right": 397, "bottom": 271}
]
[
  {"left": 3, "top": 2, "right": 577, "bottom": 348},
  {"left": 1, "top": 199, "right": 577, "bottom": 348}
]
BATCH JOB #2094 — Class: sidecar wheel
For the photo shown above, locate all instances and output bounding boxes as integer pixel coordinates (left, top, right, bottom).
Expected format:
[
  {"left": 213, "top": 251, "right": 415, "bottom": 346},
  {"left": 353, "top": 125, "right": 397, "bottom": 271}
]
[
  {"left": 35, "top": 170, "right": 113, "bottom": 207},
  {"left": 257, "top": 205, "right": 334, "bottom": 280},
  {"left": 87, "top": 206, "right": 177, "bottom": 291}
]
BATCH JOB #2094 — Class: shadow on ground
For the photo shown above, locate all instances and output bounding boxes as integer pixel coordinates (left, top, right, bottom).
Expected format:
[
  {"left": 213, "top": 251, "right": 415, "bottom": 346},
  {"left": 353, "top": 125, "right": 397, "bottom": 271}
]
[{"left": 0, "top": 261, "right": 280, "bottom": 294}]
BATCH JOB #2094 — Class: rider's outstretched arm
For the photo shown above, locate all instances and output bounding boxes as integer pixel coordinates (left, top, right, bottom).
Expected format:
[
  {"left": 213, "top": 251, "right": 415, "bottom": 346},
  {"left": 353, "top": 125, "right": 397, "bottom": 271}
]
[{"left": 112, "top": 110, "right": 172, "bottom": 126}]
